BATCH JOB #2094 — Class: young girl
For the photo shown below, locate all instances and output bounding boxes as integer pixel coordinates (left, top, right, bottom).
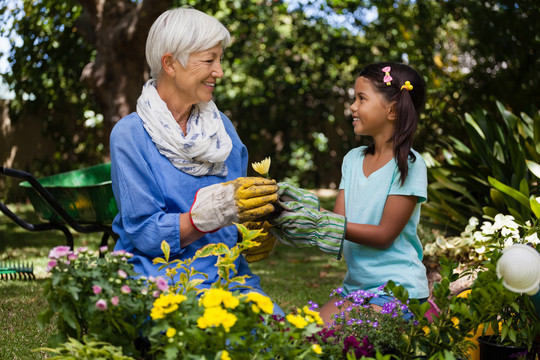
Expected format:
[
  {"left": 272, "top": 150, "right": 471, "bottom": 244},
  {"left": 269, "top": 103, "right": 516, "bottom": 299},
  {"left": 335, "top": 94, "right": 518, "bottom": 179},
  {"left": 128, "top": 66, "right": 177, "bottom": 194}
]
[{"left": 317, "top": 62, "right": 429, "bottom": 324}]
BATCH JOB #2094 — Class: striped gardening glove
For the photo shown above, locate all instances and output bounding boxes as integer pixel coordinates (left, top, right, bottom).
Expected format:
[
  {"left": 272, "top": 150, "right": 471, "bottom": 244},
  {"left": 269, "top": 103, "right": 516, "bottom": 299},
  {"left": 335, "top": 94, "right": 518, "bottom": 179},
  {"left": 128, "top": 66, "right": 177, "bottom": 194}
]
[
  {"left": 240, "top": 221, "right": 277, "bottom": 262},
  {"left": 277, "top": 182, "right": 319, "bottom": 210},
  {"left": 269, "top": 200, "right": 346, "bottom": 260}
]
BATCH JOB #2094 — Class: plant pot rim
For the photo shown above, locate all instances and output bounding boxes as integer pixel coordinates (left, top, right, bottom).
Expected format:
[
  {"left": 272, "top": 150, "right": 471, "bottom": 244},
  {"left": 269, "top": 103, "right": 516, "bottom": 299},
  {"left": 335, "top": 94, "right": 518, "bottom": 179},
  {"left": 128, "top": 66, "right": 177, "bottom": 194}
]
[{"left": 477, "top": 335, "right": 533, "bottom": 350}]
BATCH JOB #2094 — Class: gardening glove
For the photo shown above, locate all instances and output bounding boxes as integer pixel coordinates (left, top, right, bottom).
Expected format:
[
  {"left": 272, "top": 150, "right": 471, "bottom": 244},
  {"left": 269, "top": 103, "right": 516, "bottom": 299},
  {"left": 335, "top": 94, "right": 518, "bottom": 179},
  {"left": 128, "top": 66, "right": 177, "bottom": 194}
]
[
  {"left": 190, "top": 177, "right": 278, "bottom": 233},
  {"left": 277, "top": 182, "right": 320, "bottom": 210},
  {"left": 269, "top": 200, "right": 346, "bottom": 260},
  {"left": 241, "top": 221, "right": 277, "bottom": 262}
]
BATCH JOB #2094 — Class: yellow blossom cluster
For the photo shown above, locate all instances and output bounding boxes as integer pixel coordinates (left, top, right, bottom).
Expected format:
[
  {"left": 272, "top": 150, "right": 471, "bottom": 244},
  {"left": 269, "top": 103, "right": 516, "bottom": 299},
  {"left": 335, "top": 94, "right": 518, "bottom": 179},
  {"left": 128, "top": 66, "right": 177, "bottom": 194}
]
[
  {"left": 243, "top": 292, "right": 274, "bottom": 314},
  {"left": 150, "top": 293, "right": 187, "bottom": 320},
  {"left": 197, "top": 306, "right": 238, "bottom": 332},
  {"left": 200, "top": 288, "right": 240, "bottom": 309},
  {"left": 286, "top": 306, "right": 324, "bottom": 329}
]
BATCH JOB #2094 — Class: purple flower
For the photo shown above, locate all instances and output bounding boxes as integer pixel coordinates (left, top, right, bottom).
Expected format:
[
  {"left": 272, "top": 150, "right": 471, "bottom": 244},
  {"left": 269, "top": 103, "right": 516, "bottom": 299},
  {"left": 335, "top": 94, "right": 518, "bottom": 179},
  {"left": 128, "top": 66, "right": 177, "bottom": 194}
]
[
  {"left": 48, "top": 246, "right": 72, "bottom": 259},
  {"left": 111, "top": 296, "right": 119, "bottom": 306},
  {"left": 343, "top": 335, "right": 374, "bottom": 358},
  {"left": 121, "top": 285, "right": 131, "bottom": 294},
  {"left": 118, "top": 269, "right": 127, "bottom": 279},
  {"left": 46, "top": 260, "right": 58, "bottom": 272},
  {"left": 156, "top": 277, "right": 169, "bottom": 292},
  {"left": 92, "top": 285, "right": 102, "bottom": 294},
  {"left": 95, "top": 299, "right": 107, "bottom": 310}
]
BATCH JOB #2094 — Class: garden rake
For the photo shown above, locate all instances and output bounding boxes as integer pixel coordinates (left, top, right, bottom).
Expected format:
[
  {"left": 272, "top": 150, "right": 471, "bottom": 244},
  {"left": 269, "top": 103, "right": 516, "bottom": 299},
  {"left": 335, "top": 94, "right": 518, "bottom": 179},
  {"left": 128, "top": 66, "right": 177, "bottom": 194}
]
[{"left": 0, "top": 260, "right": 35, "bottom": 280}]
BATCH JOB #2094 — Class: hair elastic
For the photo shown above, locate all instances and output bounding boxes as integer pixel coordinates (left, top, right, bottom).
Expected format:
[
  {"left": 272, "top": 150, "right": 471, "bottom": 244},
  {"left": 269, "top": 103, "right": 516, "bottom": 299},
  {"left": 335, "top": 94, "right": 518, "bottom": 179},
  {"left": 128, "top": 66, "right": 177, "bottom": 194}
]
[
  {"left": 382, "top": 66, "right": 392, "bottom": 86},
  {"left": 400, "top": 81, "right": 413, "bottom": 91}
]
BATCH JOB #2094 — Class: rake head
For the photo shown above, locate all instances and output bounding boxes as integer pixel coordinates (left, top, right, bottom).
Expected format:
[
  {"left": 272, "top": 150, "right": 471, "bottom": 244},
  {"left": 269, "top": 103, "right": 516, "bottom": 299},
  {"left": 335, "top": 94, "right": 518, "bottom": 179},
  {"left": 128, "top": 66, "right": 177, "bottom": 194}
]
[{"left": 0, "top": 260, "right": 35, "bottom": 280}]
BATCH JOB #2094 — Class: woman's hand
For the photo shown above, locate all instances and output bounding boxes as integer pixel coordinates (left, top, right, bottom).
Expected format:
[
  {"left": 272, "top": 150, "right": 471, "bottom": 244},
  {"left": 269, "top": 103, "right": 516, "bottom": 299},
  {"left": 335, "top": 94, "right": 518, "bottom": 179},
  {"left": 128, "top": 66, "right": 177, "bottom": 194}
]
[{"left": 189, "top": 177, "right": 278, "bottom": 233}]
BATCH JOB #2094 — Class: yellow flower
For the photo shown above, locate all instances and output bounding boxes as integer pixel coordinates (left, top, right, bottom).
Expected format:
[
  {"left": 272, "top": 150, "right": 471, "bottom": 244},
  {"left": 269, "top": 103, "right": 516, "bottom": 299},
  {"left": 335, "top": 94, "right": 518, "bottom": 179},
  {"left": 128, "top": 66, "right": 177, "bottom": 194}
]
[
  {"left": 312, "top": 344, "right": 322, "bottom": 354},
  {"left": 197, "top": 306, "right": 237, "bottom": 332},
  {"left": 244, "top": 292, "right": 274, "bottom": 314},
  {"left": 166, "top": 327, "right": 176, "bottom": 338},
  {"left": 302, "top": 305, "right": 323, "bottom": 325},
  {"left": 286, "top": 314, "right": 308, "bottom": 329},
  {"left": 201, "top": 288, "right": 239, "bottom": 309},
  {"left": 220, "top": 350, "right": 232, "bottom": 360},
  {"left": 251, "top": 157, "right": 271, "bottom": 177},
  {"left": 423, "top": 325, "right": 431, "bottom": 335},
  {"left": 150, "top": 293, "right": 187, "bottom": 320}
]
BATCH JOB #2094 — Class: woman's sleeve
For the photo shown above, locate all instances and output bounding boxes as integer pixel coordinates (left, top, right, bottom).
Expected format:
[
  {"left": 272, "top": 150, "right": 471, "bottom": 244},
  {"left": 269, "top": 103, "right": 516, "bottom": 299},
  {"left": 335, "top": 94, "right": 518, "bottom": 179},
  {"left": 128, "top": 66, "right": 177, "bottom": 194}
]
[{"left": 110, "top": 119, "right": 182, "bottom": 258}]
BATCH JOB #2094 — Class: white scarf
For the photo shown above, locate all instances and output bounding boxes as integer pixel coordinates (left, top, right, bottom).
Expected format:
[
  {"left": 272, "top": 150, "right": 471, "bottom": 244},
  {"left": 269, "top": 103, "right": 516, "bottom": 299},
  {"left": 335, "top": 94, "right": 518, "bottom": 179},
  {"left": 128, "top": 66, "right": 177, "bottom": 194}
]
[{"left": 136, "top": 80, "right": 232, "bottom": 177}]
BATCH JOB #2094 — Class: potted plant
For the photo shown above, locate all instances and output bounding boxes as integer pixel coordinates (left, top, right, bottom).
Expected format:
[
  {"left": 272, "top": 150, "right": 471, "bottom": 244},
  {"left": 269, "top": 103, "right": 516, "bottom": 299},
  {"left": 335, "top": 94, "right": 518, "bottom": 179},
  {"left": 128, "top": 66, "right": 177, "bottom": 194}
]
[{"left": 470, "top": 244, "right": 540, "bottom": 360}]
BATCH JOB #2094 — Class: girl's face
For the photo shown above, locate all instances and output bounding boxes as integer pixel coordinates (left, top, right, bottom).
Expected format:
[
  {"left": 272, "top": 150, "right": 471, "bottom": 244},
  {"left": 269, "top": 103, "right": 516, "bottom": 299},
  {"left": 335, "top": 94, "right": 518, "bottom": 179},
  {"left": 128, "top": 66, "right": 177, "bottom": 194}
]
[{"left": 349, "top": 76, "right": 395, "bottom": 138}]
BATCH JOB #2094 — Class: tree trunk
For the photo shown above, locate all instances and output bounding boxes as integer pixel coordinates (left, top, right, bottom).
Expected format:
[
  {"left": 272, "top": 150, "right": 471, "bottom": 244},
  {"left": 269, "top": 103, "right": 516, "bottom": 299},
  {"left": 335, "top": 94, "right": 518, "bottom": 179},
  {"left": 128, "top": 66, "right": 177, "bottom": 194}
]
[{"left": 75, "top": 0, "right": 172, "bottom": 146}]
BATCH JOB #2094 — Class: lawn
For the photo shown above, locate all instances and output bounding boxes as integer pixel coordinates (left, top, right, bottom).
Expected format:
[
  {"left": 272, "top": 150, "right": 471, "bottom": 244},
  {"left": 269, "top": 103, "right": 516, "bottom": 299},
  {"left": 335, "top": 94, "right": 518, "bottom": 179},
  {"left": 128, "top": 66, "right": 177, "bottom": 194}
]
[{"left": 0, "top": 200, "right": 347, "bottom": 359}]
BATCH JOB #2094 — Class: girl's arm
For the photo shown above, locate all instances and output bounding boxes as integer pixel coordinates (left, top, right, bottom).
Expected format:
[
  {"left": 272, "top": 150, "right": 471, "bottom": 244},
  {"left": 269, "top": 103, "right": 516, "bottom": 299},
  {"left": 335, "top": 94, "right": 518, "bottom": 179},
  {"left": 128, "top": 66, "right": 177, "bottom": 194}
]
[{"left": 335, "top": 190, "right": 417, "bottom": 249}]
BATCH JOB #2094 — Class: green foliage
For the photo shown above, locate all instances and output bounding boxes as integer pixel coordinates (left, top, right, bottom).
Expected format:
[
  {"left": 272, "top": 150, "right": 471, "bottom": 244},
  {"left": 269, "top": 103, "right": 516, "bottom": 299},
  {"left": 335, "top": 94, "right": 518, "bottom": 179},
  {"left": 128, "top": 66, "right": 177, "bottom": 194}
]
[
  {"left": 39, "top": 246, "right": 157, "bottom": 357},
  {"left": 35, "top": 335, "right": 135, "bottom": 360},
  {"left": 424, "top": 102, "right": 540, "bottom": 233},
  {"left": 0, "top": 0, "right": 104, "bottom": 175}
]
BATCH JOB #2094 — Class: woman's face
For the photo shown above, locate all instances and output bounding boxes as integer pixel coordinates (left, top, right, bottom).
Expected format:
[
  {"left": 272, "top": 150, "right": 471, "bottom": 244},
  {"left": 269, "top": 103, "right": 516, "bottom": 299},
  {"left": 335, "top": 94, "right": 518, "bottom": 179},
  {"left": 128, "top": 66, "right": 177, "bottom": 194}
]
[{"left": 172, "top": 43, "right": 224, "bottom": 105}]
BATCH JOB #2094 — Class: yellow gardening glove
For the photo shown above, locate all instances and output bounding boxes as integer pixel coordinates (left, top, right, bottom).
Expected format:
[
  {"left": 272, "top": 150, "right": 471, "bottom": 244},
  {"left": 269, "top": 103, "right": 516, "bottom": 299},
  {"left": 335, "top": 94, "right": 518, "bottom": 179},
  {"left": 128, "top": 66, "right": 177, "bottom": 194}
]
[
  {"left": 241, "top": 221, "right": 277, "bottom": 262},
  {"left": 189, "top": 177, "right": 278, "bottom": 233}
]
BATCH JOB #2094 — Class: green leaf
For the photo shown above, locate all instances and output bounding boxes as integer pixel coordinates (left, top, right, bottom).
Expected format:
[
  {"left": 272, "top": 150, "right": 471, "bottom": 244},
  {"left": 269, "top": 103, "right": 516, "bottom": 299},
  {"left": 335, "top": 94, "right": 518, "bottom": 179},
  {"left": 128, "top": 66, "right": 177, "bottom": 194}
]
[
  {"left": 464, "top": 113, "right": 486, "bottom": 140},
  {"left": 488, "top": 176, "right": 530, "bottom": 207},
  {"left": 526, "top": 160, "right": 540, "bottom": 179},
  {"left": 530, "top": 197, "right": 540, "bottom": 218},
  {"left": 160, "top": 241, "right": 170, "bottom": 262}
]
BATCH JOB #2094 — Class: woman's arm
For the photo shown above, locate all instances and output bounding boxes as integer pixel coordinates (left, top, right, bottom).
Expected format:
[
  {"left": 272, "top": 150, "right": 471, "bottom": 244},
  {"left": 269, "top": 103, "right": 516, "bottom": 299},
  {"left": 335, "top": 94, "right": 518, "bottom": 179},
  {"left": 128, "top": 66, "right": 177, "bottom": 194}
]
[{"left": 337, "top": 191, "right": 417, "bottom": 249}]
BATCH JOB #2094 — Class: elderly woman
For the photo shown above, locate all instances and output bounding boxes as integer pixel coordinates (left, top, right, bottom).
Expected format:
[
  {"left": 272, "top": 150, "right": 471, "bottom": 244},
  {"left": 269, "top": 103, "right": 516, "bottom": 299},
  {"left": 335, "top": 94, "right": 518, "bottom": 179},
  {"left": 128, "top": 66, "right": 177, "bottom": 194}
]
[{"left": 110, "top": 7, "right": 282, "bottom": 314}]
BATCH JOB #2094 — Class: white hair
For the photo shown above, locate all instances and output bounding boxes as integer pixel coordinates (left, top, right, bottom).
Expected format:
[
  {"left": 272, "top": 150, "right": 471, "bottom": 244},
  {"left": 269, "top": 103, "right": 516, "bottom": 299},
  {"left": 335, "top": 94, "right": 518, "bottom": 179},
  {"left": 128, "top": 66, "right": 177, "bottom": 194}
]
[{"left": 145, "top": 7, "right": 231, "bottom": 79}]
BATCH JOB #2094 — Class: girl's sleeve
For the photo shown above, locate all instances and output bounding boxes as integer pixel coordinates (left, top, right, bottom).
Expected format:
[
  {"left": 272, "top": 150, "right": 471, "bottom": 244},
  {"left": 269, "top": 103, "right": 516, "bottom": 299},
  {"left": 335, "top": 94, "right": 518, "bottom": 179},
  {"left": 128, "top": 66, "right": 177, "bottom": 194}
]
[
  {"left": 110, "top": 119, "right": 182, "bottom": 258},
  {"left": 389, "top": 153, "right": 428, "bottom": 203}
]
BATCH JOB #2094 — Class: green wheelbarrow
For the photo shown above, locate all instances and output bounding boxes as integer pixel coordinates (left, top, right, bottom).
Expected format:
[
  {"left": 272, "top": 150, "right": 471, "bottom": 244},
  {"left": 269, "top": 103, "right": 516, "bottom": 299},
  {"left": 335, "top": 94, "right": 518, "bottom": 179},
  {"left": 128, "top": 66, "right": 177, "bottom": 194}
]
[{"left": 0, "top": 163, "right": 119, "bottom": 250}]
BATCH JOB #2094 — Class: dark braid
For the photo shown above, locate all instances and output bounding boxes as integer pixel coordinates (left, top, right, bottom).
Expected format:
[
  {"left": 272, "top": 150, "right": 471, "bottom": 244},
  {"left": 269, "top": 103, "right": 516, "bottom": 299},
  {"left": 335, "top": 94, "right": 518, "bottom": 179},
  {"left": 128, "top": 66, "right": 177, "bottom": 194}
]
[{"left": 358, "top": 62, "right": 426, "bottom": 185}]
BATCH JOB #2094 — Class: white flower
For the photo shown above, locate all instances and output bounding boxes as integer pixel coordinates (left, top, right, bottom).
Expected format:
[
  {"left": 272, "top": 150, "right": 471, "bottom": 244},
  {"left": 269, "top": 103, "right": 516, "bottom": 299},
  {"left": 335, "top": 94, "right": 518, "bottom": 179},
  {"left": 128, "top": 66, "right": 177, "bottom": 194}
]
[
  {"left": 525, "top": 232, "right": 540, "bottom": 245},
  {"left": 480, "top": 222, "right": 496, "bottom": 235},
  {"left": 492, "top": 214, "right": 518, "bottom": 231},
  {"left": 475, "top": 245, "right": 486, "bottom": 254},
  {"left": 468, "top": 217, "right": 479, "bottom": 227},
  {"left": 473, "top": 231, "right": 490, "bottom": 243}
]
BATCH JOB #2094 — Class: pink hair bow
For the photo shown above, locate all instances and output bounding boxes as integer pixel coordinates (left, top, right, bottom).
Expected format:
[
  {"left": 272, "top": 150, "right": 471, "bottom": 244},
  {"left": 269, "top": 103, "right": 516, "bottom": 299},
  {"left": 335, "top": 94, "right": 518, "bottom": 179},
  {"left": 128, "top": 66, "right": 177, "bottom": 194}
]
[{"left": 382, "top": 66, "right": 392, "bottom": 86}]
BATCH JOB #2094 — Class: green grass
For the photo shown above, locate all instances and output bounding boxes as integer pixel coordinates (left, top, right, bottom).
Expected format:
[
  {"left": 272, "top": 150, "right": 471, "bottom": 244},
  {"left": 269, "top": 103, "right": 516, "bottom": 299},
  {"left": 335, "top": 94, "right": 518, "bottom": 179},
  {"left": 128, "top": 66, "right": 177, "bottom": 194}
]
[{"left": 0, "top": 200, "right": 347, "bottom": 359}]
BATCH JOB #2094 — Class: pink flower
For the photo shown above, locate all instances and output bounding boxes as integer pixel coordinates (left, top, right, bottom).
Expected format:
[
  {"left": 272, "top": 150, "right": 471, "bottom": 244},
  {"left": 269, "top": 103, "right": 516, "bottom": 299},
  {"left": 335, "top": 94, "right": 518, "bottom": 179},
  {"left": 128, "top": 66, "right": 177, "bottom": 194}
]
[
  {"left": 121, "top": 285, "right": 131, "bottom": 294},
  {"left": 111, "top": 296, "right": 119, "bottom": 306},
  {"left": 118, "top": 270, "right": 127, "bottom": 279},
  {"left": 156, "top": 277, "right": 169, "bottom": 292},
  {"left": 96, "top": 299, "right": 107, "bottom": 310},
  {"left": 48, "top": 246, "right": 72, "bottom": 259},
  {"left": 46, "top": 260, "right": 58, "bottom": 272},
  {"left": 153, "top": 290, "right": 160, "bottom": 298},
  {"left": 99, "top": 246, "right": 108, "bottom": 253},
  {"left": 92, "top": 285, "right": 102, "bottom": 295},
  {"left": 76, "top": 246, "right": 88, "bottom": 254},
  {"left": 67, "top": 253, "right": 78, "bottom": 261}
]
